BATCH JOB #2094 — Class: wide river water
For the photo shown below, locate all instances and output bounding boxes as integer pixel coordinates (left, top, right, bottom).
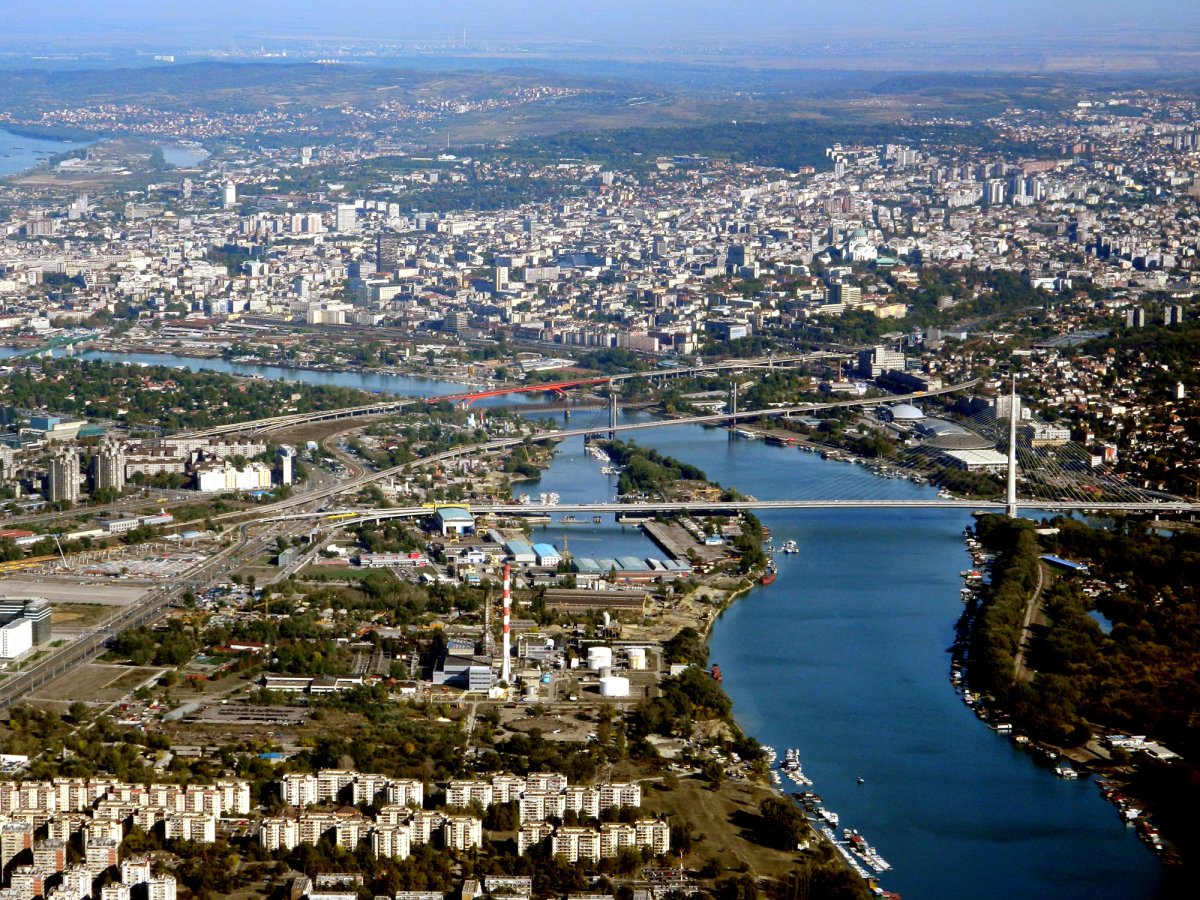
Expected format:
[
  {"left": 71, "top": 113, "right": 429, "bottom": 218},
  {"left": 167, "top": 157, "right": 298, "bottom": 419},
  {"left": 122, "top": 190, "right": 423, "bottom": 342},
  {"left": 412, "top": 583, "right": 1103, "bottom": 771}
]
[
  {"left": 0, "top": 129, "right": 88, "bottom": 176},
  {"left": 6, "top": 349, "right": 1168, "bottom": 897}
]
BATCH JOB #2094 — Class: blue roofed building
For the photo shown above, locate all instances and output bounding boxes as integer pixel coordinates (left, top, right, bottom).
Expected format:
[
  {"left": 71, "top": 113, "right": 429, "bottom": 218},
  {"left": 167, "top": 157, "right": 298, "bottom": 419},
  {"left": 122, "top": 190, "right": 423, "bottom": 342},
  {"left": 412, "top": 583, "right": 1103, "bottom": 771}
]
[{"left": 504, "top": 539, "right": 536, "bottom": 564}]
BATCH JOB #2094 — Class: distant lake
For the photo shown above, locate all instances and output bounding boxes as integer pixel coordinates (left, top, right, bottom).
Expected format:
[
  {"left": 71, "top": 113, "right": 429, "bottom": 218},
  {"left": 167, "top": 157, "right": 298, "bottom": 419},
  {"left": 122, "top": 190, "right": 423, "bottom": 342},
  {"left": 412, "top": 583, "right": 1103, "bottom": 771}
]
[
  {"left": 0, "top": 128, "right": 88, "bottom": 176},
  {"left": 157, "top": 143, "right": 209, "bottom": 167}
]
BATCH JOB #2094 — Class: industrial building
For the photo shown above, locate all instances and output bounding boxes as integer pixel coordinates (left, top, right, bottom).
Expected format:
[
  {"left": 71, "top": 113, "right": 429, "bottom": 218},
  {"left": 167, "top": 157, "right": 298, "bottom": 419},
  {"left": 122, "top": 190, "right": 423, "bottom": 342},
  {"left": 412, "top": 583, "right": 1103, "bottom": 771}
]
[
  {"left": 503, "top": 538, "right": 536, "bottom": 564},
  {"left": 432, "top": 651, "right": 493, "bottom": 692},
  {"left": 434, "top": 507, "right": 475, "bottom": 537}
]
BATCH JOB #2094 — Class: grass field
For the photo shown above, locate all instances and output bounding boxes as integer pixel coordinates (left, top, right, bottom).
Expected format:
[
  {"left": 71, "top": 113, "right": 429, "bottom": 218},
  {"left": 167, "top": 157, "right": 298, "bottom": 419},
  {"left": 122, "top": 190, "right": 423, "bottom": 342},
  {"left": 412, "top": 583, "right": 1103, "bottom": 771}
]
[
  {"left": 643, "top": 775, "right": 807, "bottom": 879},
  {"left": 47, "top": 602, "right": 113, "bottom": 630}
]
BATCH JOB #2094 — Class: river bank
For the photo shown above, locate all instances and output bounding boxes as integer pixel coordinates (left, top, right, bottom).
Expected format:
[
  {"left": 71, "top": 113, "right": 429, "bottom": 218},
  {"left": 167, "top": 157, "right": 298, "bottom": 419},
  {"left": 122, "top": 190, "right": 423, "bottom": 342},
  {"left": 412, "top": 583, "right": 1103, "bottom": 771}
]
[
  {"left": 4, "top": 348, "right": 1165, "bottom": 897},
  {"left": 957, "top": 516, "right": 1192, "bottom": 874},
  {"left": 0, "top": 341, "right": 508, "bottom": 394}
]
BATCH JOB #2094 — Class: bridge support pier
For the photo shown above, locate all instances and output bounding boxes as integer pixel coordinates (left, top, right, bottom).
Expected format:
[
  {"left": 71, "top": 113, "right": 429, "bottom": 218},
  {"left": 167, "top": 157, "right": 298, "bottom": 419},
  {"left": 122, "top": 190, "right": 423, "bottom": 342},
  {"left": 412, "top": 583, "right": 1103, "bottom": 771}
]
[{"left": 609, "top": 388, "right": 618, "bottom": 440}]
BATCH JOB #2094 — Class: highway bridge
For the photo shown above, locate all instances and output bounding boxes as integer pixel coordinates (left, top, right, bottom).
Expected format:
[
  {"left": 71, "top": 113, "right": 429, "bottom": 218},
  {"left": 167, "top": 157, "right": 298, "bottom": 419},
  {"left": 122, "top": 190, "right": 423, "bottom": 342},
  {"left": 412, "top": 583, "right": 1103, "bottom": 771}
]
[
  {"left": 259, "top": 497, "right": 1200, "bottom": 527},
  {"left": 198, "top": 379, "right": 982, "bottom": 525},
  {"left": 182, "top": 352, "right": 841, "bottom": 438}
]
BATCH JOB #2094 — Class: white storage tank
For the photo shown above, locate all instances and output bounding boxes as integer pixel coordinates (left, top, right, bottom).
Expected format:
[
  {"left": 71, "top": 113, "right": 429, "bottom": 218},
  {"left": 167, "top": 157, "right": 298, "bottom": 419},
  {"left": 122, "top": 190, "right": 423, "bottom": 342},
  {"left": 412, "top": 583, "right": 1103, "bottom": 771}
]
[
  {"left": 627, "top": 647, "right": 647, "bottom": 670},
  {"left": 587, "top": 646, "right": 613, "bottom": 671},
  {"left": 598, "top": 675, "right": 631, "bottom": 698}
]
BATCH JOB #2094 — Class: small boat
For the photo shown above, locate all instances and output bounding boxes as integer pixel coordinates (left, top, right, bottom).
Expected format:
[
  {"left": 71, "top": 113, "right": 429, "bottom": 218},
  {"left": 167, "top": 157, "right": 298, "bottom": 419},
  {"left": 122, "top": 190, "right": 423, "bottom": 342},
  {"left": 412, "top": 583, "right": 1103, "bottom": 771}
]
[
  {"left": 782, "top": 540, "right": 799, "bottom": 554},
  {"left": 559, "top": 515, "right": 585, "bottom": 525},
  {"left": 856, "top": 777, "right": 865, "bottom": 784},
  {"left": 760, "top": 567, "right": 777, "bottom": 586}
]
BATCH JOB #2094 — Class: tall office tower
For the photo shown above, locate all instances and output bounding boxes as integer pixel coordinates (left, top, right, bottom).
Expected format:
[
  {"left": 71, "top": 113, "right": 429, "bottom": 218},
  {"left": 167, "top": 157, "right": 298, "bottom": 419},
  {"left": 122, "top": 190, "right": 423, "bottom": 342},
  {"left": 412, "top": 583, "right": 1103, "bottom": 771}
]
[
  {"left": 47, "top": 447, "right": 81, "bottom": 503},
  {"left": 276, "top": 446, "right": 296, "bottom": 485},
  {"left": 376, "top": 233, "right": 404, "bottom": 274},
  {"left": 94, "top": 438, "right": 126, "bottom": 493},
  {"left": 23, "top": 599, "right": 52, "bottom": 646},
  {"left": 222, "top": 183, "right": 237, "bottom": 208}
]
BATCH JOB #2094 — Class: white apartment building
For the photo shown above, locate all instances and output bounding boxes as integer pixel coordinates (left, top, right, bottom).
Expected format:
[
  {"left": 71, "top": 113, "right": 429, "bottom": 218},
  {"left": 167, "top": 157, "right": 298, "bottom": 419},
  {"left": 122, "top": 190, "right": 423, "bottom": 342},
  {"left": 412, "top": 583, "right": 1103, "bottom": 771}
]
[
  {"left": 259, "top": 818, "right": 299, "bottom": 852},
  {"left": 279, "top": 773, "right": 318, "bottom": 808},
  {"left": 518, "top": 822, "right": 554, "bottom": 855},
  {"left": 599, "top": 782, "right": 642, "bottom": 809},
  {"left": 446, "top": 780, "right": 493, "bottom": 809},
  {"left": 519, "top": 790, "right": 567, "bottom": 824},
  {"left": 563, "top": 786, "right": 600, "bottom": 819},
  {"left": 371, "top": 824, "right": 412, "bottom": 860},
  {"left": 442, "top": 816, "right": 483, "bottom": 851},
  {"left": 386, "top": 779, "right": 424, "bottom": 808},
  {"left": 525, "top": 773, "right": 569, "bottom": 793},
  {"left": 491, "top": 774, "right": 526, "bottom": 804},
  {"left": 551, "top": 826, "right": 601, "bottom": 864}
]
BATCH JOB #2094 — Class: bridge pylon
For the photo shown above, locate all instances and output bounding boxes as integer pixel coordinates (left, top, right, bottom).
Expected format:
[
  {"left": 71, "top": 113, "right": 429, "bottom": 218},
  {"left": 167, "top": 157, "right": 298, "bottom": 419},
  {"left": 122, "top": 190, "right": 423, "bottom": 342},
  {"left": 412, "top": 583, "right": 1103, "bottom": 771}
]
[
  {"left": 728, "top": 380, "right": 738, "bottom": 438},
  {"left": 1005, "top": 377, "right": 1020, "bottom": 518},
  {"left": 608, "top": 384, "right": 619, "bottom": 440}
]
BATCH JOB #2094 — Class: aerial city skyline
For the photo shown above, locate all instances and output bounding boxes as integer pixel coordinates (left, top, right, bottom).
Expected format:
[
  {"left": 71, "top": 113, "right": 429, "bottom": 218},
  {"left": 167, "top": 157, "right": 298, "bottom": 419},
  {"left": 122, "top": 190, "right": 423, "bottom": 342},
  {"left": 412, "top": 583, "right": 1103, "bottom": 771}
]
[{"left": 0, "top": 3, "right": 1194, "bottom": 900}]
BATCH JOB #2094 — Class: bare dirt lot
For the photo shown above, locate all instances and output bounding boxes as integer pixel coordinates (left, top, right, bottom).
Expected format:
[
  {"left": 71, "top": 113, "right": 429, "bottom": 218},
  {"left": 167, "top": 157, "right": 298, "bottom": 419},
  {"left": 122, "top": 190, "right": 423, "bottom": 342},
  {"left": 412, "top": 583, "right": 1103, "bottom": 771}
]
[
  {"left": 30, "top": 663, "right": 162, "bottom": 704},
  {"left": 49, "top": 603, "right": 113, "bottom": 632}
]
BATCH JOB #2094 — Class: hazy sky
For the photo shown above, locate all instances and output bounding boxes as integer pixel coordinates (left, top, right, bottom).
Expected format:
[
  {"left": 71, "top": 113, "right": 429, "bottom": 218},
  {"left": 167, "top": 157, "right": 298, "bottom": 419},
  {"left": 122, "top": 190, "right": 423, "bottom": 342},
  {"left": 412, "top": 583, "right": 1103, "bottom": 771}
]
[{"left": 8, "top": 1, "right": 1200, "bottom": 47}]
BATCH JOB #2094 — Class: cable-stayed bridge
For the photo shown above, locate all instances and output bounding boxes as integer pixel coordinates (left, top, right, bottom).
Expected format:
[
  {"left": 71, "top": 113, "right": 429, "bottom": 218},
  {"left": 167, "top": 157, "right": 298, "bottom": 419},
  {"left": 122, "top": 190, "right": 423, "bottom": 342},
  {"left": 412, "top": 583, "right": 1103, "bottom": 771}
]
[
  {"left": 261, "top": 497, "right": 1197, "bottom": 529},
  {"left": 186, "top": 373, "right": 1191, "bottom": 522},
  {"left": 257, "top": 379, "right": 1198, "bottom": 522}
]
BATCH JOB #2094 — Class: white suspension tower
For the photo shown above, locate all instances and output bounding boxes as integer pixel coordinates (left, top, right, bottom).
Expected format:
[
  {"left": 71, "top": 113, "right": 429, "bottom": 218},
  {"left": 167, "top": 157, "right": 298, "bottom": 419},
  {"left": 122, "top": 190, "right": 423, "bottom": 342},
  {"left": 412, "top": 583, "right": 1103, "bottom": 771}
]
[
  {"left": 1006, "top": 375, "right": 1020, "bottom": 518},
  {"left": 501, "top": 564, "right": 512, "bottom": 685}
]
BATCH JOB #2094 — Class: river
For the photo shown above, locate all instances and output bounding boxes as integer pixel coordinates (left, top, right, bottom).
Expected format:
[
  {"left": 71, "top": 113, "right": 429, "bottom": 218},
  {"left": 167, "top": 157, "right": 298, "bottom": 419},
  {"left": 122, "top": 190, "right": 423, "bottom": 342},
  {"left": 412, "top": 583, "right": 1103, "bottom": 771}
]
[
  {"left": 511, "top": 413, "right": 1167, "bottom": 899},
  {"left": 5, "top": 348, "right": 1168, "bottom": 896},
  {"left": 0, "top": 128, "right": 88, "bottom": 177},
  {"left": 0, "top": 128, "right": 205, "bottom": 176},
  {"left": 0, "top": 348, "right": 533, "bottom": 408}
]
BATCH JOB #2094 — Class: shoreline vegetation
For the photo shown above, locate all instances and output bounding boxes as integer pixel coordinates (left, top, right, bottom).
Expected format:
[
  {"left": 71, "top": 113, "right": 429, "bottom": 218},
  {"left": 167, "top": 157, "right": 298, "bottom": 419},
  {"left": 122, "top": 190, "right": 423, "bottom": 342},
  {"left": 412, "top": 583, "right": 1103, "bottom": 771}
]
[{"left": 962, "top": 513, "right": 1199, "bottom": 876}]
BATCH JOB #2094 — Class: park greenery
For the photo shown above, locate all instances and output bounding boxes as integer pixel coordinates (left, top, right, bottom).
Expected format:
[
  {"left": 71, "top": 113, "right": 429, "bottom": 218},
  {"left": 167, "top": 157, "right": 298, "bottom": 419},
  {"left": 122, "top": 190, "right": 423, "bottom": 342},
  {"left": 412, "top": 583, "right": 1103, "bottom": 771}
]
[
  {"left": 598, "top": 440, "right": 707, "bottom": 497},
  {"left": 496, "top": 119, "right": 1039, "bottom": 172},
  {"left": 968, "top": 514, "right": 1200, "bottom": 864},
  {"left": 0, "top": 358, "right": 374, "bottom": 431},
  {"left": 971, "top": 515, "right": 1200, "bottom": 753}
]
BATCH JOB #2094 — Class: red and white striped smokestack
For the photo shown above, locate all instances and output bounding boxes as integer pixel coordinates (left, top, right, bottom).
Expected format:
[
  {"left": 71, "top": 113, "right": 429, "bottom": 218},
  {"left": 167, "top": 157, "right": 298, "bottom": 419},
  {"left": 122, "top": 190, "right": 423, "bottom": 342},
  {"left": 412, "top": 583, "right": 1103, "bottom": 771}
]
[{"left": 501, "top": 564, "right": 511, "bottom": 685}]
